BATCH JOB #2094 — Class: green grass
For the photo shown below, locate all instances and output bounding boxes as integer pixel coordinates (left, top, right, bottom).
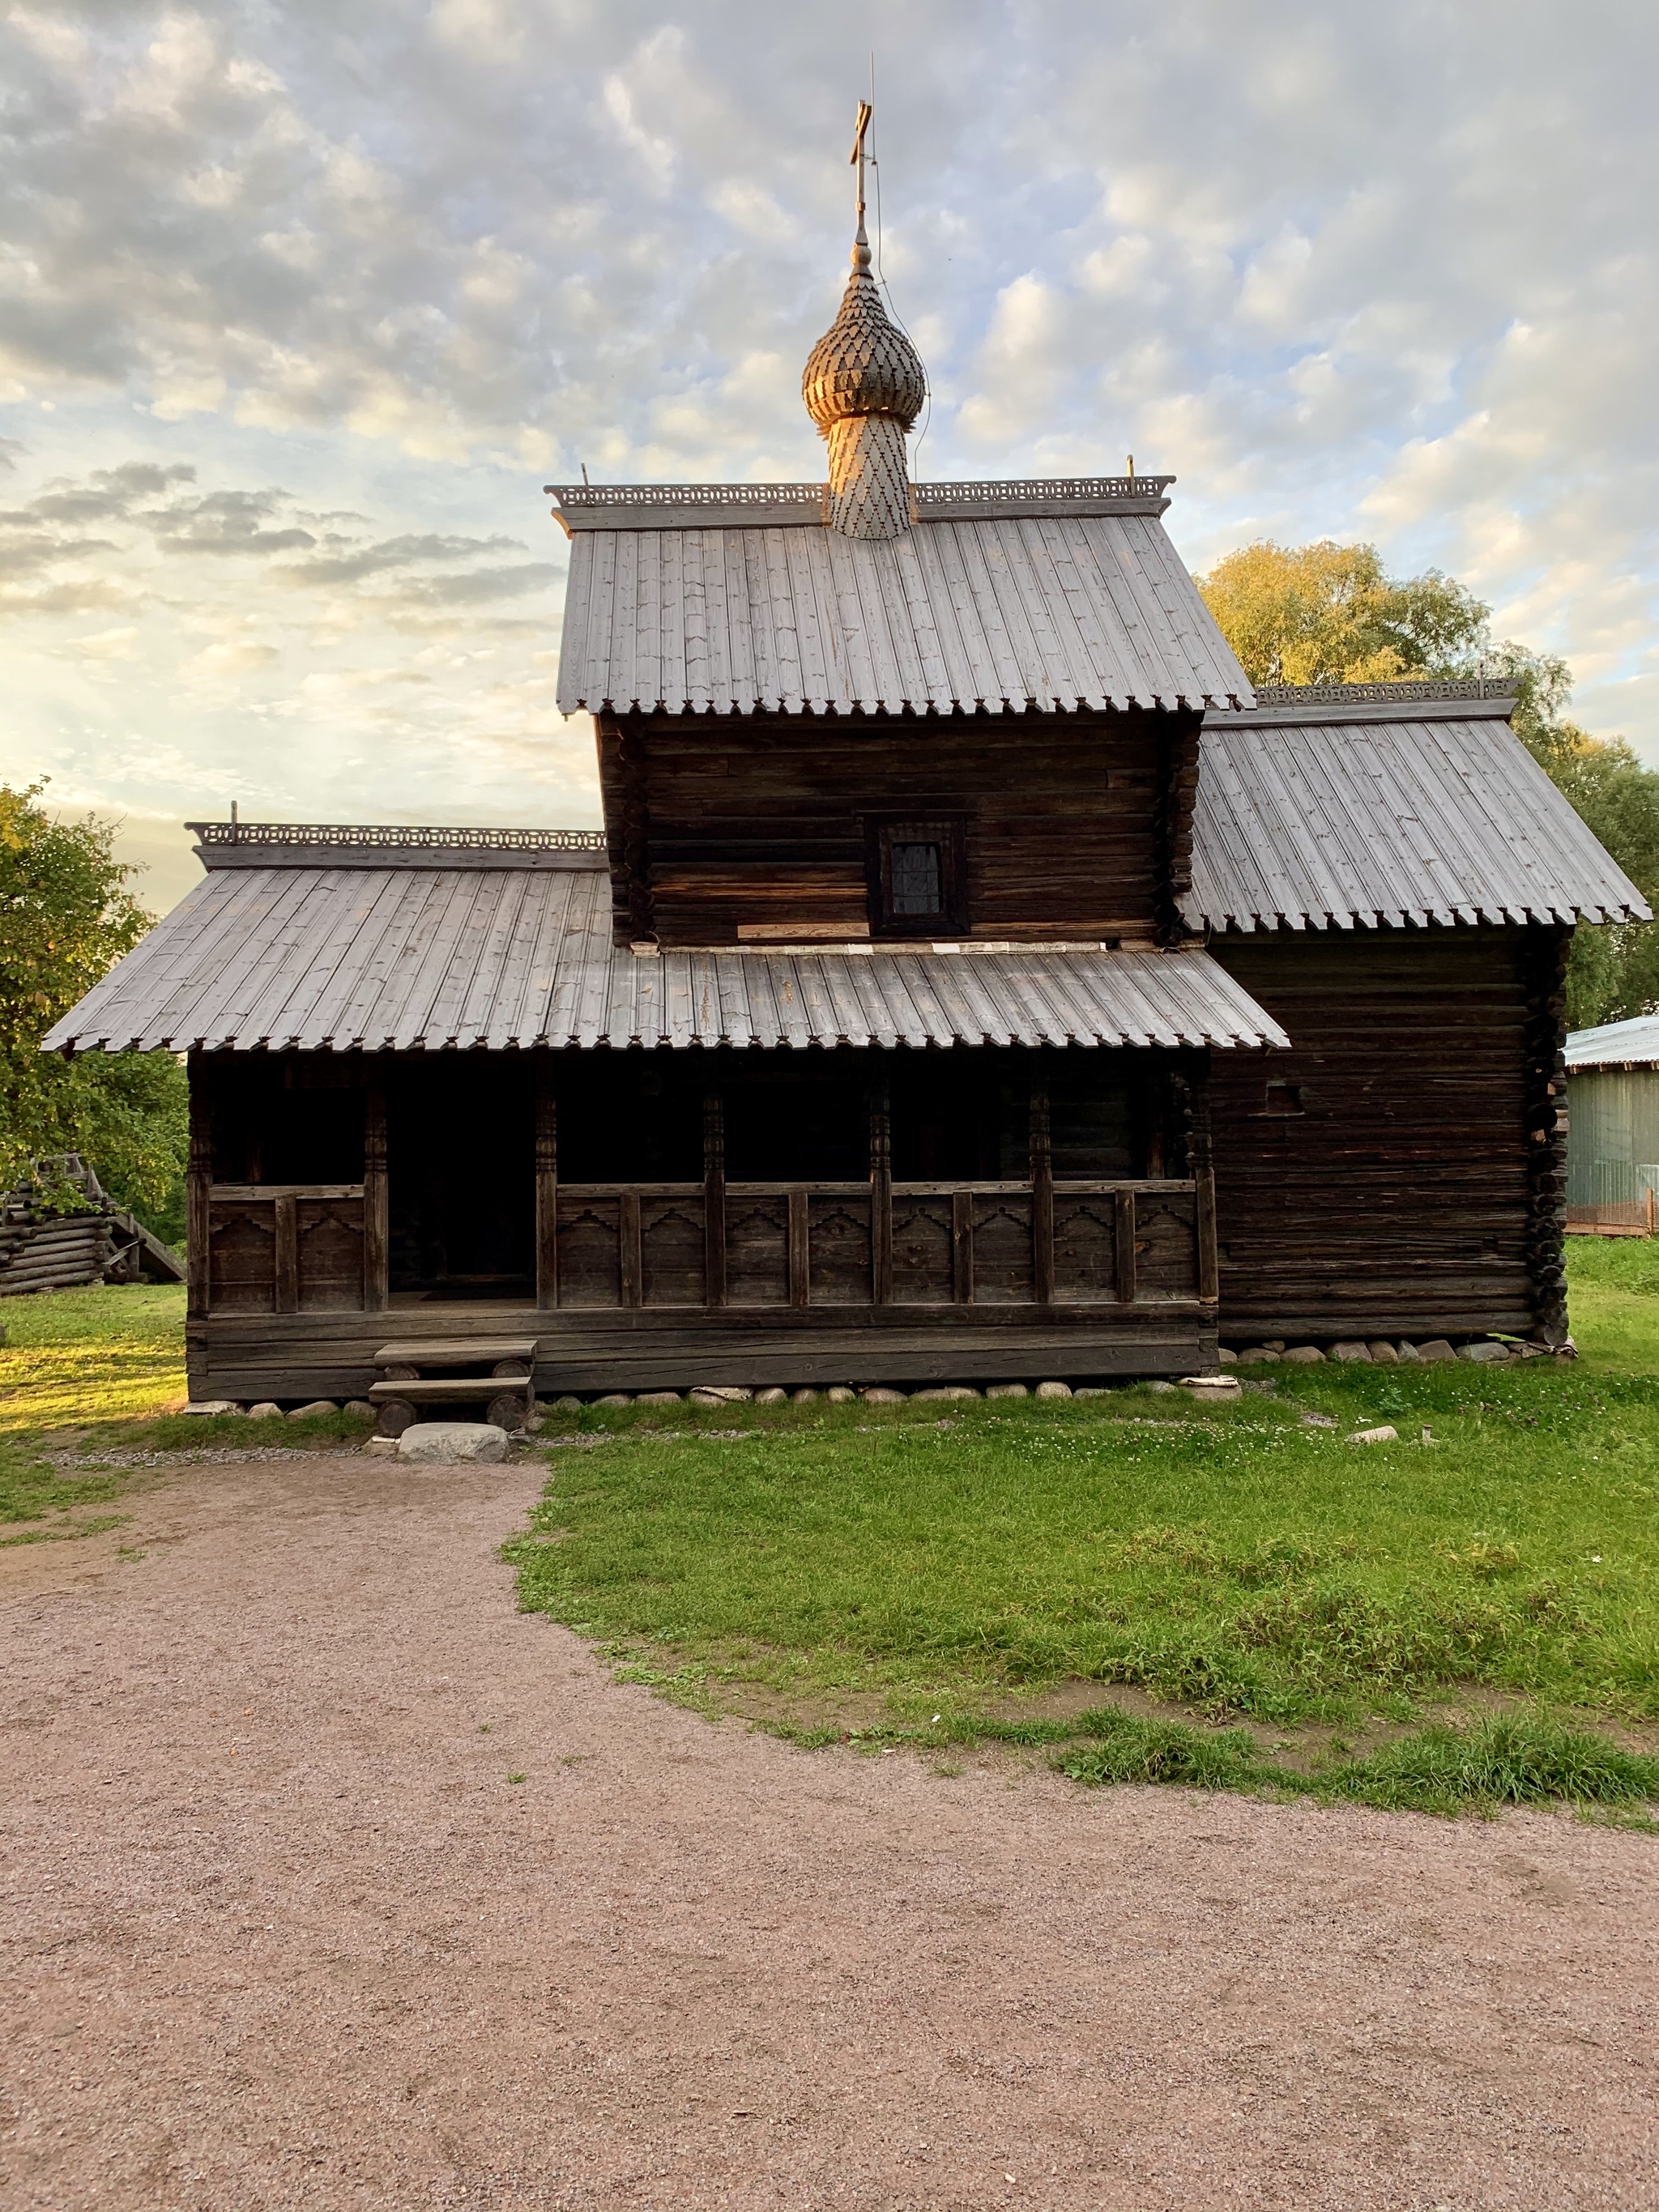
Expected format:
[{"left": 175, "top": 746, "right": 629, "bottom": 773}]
[
  {"left": 509, "top": 1245, "right": 1659, "bottom": 1813},
  {"left": 0, "top": 1281, "right": 369, "bottom": 1538},
  {"left": 510, "top": 1360, "right": 1659, "bottom": 1727},
  {"left": 3, "top": 1262, "right": 1658, "bottom": 1818},
  {"left": 1563, "top": 1233, "right": 1659, "bottom": 1375}
]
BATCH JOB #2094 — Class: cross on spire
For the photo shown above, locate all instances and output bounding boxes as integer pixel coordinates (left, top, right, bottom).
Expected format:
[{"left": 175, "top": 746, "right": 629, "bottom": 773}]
[{"left": 850, "top": 99, "right": 872, "bottom": 237}]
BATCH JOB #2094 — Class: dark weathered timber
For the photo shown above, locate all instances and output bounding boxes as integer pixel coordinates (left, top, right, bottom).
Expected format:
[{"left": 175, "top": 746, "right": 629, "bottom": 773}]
[
  {"left": 595, "top": 705, "right": 1201, "bottom": 948},
  {"left": 869, "top": 1081, "right": 893, "bottom": 1304},
  {"left": 363, "top": 1072, "right": 388, "bottom": 1311},
  {"left": 1115, "top": 1190, "right": 1137, "bottom": 1306},
  {"left": 186, "top": 1076, "right": 211, "bottom": 1325},
  {"left": 1521, "top": 925, "right": 1572, "bottom": 1343},
  {"left": 188, "top": 1302, "right": 1220, "bottom": 1400},
  {"left": 1208, "top": 926, "right": 1565, "bottom": 1340},
  {"left": 703, "top": 1090, "right": 727, "bottom": 1308},
  {"left": 535, "top": 1063, "right": 558, "bottom": 1308},
  {"left": 1030, "top": 1085, "right": 1055, "bottom": 1305}
]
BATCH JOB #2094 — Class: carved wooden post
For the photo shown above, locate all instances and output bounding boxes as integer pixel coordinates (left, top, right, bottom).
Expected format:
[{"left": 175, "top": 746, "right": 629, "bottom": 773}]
[
  {"left": 1030, "top": 1080, "right": 1054, "bottom": 1306},
  {"left": 273, "top": 1192, "right": 298, "bottom": 1314},
  {"left": 1115, "top": 1189, "right": 1138, "bottom": 1306},
  {"left": 1523, "top": 925, "right": 1572, "bottom": 1344},
  {"left": 363, "top": 1066, "right": 388, "bottom": 1312},
  {"left": 1186, "top": 1059, "right": 1219, "bottom": 1306},
  {"left": 535, "top": 1060, "right": 558, "bottom": 1309},
  {"left": 703, "top": 1089, "right": 726, "bottom": 1309},
  {"left": 186, "top": 1059, "right": 211, "bottom": 1323},
  {"left": 952, "top": 1190, "right": 975, "bottom": 1303},
  {"left": 788, "top": 1190, "right": 810, "bottom": 1309},
  {"left": 869, "top": 1078, "right": 892, "bottom": 1304},
  {"left": 620, "top": 1191, "right": 643, "bottom": 1308}
]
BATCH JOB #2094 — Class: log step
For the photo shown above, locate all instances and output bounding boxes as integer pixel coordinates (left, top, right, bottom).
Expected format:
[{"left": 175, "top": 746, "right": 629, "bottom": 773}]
[
  {"left": 368, "top": 1377, "right": 534, "bottom": 1403},
  {"left": 372, "top": 1338, "right": 538, "bottom": 1369}
]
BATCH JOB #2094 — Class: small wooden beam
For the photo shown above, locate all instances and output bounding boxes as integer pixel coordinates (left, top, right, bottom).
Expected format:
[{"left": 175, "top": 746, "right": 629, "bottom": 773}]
[
  {"left": 1196, "top": 1166, "right": 1219, "bottom": 1304},
  {"left": 1030, "top": 1083, "right": 1055, "bottom": 1306},
  {"left": 952, "top": 1189, "right": 975, "bottom": 1303},
  {"left": 703, "top": 1091, "right": 727, "bottom": 1309},
  {"left": 273, "top": 1191, "right": 298, "bottom": 1315},
  {"left": 1115, "top": 1187, "right": 1138, "bottom": 1306},
  {"left": 363, "top": 1068, "right": 389, "bottom": 1313},
  {"left": 788, "top": 1188, "right": 810, "bottom": 1309},
  {"left": 186, "top": 1064, "right": 211, "bottom": 1322},
  {"left": 620, "top": 1191, "right": 643, "bottom": 1309},
  {"left": 869, "top": 1080, "right": 893, "bottom": 1305},
  {"left": 535, "top": 1062, "right": 559, "bottom": 1310}
]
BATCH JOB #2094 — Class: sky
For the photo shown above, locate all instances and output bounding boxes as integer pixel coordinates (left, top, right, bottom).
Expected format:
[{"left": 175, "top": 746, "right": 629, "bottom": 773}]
[{"left": 3, "top": 0, "right": 1657, "bottom": 914}]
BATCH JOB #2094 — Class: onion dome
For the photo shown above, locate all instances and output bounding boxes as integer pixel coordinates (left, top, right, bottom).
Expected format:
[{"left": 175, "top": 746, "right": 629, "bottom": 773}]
[{"left": 801, "top": 223, "right": 927, "bottom": 435}]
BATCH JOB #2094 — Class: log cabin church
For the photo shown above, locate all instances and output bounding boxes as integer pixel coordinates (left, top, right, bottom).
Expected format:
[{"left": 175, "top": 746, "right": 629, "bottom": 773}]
[{"left": 46, "top": 117, "right": 1650, "bottom": 1419}]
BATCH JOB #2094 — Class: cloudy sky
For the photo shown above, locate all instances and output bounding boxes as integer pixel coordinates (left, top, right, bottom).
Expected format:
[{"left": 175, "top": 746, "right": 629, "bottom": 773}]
[{"left": 3, "top": 0, "right": 1655, "bottom": 912}]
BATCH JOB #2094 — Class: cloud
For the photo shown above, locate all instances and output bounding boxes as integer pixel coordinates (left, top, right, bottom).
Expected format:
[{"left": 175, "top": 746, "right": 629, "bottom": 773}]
[{"left": 1, "top": 0, "right": 1657, "bottom": 870}]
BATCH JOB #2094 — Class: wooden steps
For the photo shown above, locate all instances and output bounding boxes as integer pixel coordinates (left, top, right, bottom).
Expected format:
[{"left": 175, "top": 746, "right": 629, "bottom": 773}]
[{"left": 369, "top": 1337, "right": 539, "bottom": 1438}]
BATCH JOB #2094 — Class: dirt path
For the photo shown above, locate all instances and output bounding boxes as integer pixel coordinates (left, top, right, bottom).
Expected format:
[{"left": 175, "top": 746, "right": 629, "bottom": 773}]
[{"left": 2, "top": 1458, "right": 1654, "bottom": 2212}]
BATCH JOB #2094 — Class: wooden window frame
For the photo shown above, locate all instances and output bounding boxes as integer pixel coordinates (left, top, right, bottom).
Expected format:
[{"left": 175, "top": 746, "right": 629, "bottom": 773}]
[{"left": 864, "top": 815, "right": 968, "bottom": 939}]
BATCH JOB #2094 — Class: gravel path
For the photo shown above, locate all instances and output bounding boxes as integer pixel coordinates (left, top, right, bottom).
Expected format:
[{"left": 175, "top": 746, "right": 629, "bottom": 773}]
[{"left": 2, "top": 1457, "right": 1654, "bottom": 2211}]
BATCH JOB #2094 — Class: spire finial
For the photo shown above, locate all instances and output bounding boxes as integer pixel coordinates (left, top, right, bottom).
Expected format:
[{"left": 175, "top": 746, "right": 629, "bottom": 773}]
[
  {"left": 802, "top": 97, "right": 927, "bottom": 539},
  {"left": 851, "top": 98, "right": 873, "bottom": 271}
]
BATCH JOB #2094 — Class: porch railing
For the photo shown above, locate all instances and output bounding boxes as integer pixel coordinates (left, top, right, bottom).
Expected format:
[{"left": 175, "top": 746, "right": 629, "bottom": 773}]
[{"left": 545, "top": 1178, "right": 1214, "bottom": 1311}]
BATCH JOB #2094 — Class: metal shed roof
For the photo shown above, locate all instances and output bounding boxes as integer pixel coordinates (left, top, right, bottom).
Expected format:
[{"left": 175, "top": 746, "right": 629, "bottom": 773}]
[
  {"left": 45, "top": 857, "right": 1287, "bottom": 1055},
  {"left": 1186, "top": 695, "right": 1650, "bottom": 932},
  {"left": 553, "top": 486, "right": 1251, "bottom": 717},
  {"left": 1566, "top": 1014, "right": 1659, "bottom": 1071}
]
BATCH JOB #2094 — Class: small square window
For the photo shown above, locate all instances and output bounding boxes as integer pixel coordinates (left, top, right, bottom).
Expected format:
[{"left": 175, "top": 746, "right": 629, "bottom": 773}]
[
  {"left": 889, "top": 842, "right": 943, "bottom": 916},
  {"left": 868, "top": 818, "right": 966, "bottom": 936},
  {"left": 1264, "top": 1079, "right": 1303, "bottom": 1116}
]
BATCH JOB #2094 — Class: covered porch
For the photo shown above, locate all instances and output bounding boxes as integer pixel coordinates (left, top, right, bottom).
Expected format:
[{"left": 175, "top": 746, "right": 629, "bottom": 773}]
[{"left": 39, "top": 826, "right": 1288, "bottom": 1400}]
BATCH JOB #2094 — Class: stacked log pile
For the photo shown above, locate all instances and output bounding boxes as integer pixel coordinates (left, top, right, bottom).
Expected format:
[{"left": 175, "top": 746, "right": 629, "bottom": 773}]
[{"left": 0, "top": 1155, "right": 184, "bottom": 1297}]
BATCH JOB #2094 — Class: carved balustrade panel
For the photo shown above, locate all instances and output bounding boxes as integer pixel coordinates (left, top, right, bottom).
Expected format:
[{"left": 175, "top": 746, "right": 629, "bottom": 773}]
[
  {"left": 807, "top": 1193, "right": 873, "bottom": 1305},
  {"left": 890, "top": 1196, "right": 954, "bottom": 1304},
  {"left": 207, "top": 1186, "right": 367, "bottom": 1313},
  {"left": 641, "top": 1195, "right": 706, "bottom": 1306},
  {"left": 725, "top": 1193, "right": 791, "bottom": 1306},
  {"left": 556, "top": 1196, "right": 623, "bottom": 1307},
  {"left": 1051, "top": 1195, "right": 1120, "bottom": 1304}
]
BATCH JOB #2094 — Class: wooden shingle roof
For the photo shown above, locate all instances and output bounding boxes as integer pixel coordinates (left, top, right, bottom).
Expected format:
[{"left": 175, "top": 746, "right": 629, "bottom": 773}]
[{"left": 550, "top": 479, "right": 1251, "bottom": 717}]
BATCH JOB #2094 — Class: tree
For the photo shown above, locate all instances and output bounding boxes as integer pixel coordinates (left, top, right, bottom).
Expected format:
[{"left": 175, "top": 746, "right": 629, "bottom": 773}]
[
  {"left": 0, "top": 785, "right": 187, "bottom": 1243},
  {"left": 1197, "top": 545, "right": 1659, "bottom": 1031},
  {"left": 1197, "top": 539, "right": 1488, "bottom": 688}
]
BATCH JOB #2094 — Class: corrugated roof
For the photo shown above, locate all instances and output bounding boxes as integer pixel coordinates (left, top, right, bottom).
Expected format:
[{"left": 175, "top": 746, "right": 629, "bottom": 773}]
[
  {"left": 1186, "top": 702, "right": 1650, "bottom": 932},
  {"left": 1566, "top": 1014, "right": 1659, "bottom": 1070},
  {"left": 45, "top": 861, "right": 1287, "bottom": 1055},
  {"left": 555, "top": 510, "right": 1250, "bottom": 716}
]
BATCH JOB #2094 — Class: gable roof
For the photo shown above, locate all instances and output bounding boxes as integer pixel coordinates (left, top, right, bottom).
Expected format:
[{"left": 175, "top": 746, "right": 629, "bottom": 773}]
[
  {"left": 1186, "top": 686, "right": 1651, "bottom": 933},
  {"left": 42, "top": 842, "right": 1286, "bottom": 1056},
  {"left": 551, "top": 477, "right": 1251, "bottom": 718},
  {"left": 1566, "top": 1014, "right": 1659, "bottom": 1071}
]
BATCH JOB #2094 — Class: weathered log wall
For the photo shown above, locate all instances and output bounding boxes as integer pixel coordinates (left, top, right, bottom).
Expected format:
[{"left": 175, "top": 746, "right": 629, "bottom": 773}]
[
  {"left": 1208, "top": 924, "right": 1570, "bottom": 1341},
  {"left": 596, "top": 706, "right": 1201, "bottom": 946}
]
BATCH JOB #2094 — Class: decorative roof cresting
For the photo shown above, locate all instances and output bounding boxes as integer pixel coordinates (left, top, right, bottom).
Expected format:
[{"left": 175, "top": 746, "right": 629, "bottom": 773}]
[{"left": 800, "top": 100, "right": 927, "bottom": 542}]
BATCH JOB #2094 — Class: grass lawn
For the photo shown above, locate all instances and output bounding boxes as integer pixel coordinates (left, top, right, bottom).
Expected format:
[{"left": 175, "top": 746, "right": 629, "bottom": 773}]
[
  {"left": 2, "top": 1252, "right": 1657, "bottom": 1814},
  {"left": 509, "top": 1238, "right": 1659, "bottom": 1816}
]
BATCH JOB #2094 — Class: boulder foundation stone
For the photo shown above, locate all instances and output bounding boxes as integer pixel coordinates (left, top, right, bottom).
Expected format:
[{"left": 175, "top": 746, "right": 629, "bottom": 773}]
[{"left": 397, "top": 1422, "right": 511, "bottom": 1465}]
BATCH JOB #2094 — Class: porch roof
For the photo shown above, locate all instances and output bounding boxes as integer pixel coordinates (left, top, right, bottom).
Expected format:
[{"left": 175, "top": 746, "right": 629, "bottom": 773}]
[{"left": 43, "top": 857, "right": 1287, "bottom": 1056}]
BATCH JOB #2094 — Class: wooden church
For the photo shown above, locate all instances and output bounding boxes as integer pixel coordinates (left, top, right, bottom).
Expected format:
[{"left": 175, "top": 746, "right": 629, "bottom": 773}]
[{"left": 46, "top": 115, "right": 1648, "bottom": 1413}]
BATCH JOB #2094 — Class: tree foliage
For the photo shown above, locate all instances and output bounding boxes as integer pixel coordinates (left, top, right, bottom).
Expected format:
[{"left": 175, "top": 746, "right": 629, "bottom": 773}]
[
  {"left": 1197, "top": 545, "right": 1659, "bottom": 1030},
  {"left": 0, "top": 785, "right": 187, "bottom": 1242},
  {"left": 1197, "top": 539, "right": 1489, "bottom": 688}
]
